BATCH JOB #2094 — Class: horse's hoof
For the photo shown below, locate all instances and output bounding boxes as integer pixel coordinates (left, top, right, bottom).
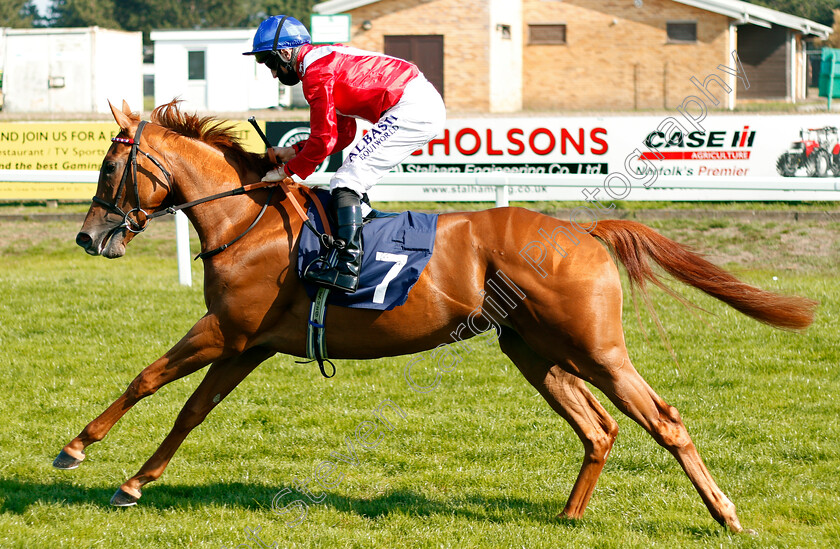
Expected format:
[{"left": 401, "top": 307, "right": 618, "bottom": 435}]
[
  {"left": 52, "top": 450, "right": 84, "bottom": 470},
  {"left": 110, "top": 488, "right": 140, "bottom": 507},
  {"left": 556, "top": 511, "right": 582, "bottom": 524}
]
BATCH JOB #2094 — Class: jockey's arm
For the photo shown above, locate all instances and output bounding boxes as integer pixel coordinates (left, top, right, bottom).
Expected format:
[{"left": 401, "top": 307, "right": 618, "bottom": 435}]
[
  {"left": 266, "top": 114, "right": 354, "bottom": 165},
  {"left": 333, "top": 115, "right": 358, "bottom": 152},
  {"left": 281, "top": 79, "right": 338, "bottom": 179},
  {"left": 267, "top": 146, "right": 297, "bottom": 164}
]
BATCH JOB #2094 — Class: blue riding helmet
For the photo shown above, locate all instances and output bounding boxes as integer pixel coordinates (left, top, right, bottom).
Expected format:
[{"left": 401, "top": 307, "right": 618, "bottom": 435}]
[{"left": 243, "top": 15, "right": 311, "bottom": 55}]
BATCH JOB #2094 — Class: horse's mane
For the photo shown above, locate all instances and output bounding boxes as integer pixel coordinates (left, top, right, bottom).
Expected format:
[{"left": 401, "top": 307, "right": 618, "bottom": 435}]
[{"left": 149, "top": 100, "right": 270, "bottom": 174}]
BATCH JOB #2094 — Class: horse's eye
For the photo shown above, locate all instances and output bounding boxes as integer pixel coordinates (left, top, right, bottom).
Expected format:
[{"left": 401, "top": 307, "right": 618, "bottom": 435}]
[{"left": 103, "top": 161, "right": 117, "bottom": 175}]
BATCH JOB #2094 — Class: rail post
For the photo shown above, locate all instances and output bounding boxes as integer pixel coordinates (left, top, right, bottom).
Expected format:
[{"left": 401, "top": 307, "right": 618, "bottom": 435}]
[
  {"left": 175, "top": 210, "right": 192, "bottom": 286},
  {"left": 480, "top": 175, "right": 509, "bottom": 207}
]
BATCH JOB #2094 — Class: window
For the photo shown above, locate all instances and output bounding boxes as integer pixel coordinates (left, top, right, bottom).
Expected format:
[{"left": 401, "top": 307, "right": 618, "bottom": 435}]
[
  {"left": 188, "top": 50, "right": 206, "bottom": 80},
  {"left": 667, "top": 22, "right": 697, "bottom": 43},
  {"left": 528, "top": 23, "right": 566, "bottom": 45}
]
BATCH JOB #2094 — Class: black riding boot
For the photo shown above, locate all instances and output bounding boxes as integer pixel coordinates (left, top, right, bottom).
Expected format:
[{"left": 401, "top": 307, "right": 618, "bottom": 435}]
[{"left": 305, "top": 188, "right": 363, "bottom": 293}]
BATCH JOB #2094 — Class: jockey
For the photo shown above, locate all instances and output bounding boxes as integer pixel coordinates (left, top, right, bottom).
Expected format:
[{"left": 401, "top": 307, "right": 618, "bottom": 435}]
[{"left": 245, "top": 15, "right": 446, "bottom": 293}]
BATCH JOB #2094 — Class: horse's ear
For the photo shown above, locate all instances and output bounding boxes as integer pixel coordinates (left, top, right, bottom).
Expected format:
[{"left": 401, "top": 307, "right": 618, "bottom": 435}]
[
  {"left": 109, "top": 100, "right": 132, "bottom": 131},
  {"left": 121, "top": 100, "right": 133, "bottom": 116}
]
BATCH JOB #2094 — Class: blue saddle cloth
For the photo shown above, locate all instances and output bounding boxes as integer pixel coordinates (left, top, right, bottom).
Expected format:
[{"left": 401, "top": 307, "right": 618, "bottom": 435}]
[{"left": 297, "top": 190, "right": 438, "bottom": 311}]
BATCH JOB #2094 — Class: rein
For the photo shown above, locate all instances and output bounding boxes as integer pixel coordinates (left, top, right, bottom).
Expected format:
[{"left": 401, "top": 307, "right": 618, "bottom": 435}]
[{"left": 96, "top": 120, "right": 331, "bottom": 260}]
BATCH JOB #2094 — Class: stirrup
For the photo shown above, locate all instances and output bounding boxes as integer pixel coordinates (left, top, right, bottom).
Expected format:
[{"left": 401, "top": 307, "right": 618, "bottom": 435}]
[
  {"left": 302, "top": 250, "right": 360, "bottom": 293},
  {"left": 305, "top": 266, "right": 360, "bottom": 293}
]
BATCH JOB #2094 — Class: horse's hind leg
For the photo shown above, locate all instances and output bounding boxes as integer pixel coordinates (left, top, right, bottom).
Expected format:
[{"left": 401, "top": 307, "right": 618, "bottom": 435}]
[
  {"left": 563, "top": 346, "right": 743, "bottom": 532},
  {"left": 111, "top": 345, "right": 274, "bottom": 505},
  {"left": 499, "top": 330, "right": 618, "bottom": 520},
  {"left": 54, "top": 314, "right": 226, "bottom": 469}
]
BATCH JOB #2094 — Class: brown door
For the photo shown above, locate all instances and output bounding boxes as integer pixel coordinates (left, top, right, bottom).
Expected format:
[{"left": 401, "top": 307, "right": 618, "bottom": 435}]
[
  {"left": 737, "top": 25, "right": 789, "bottom": 99},
  {"left": 384, "top": 35, "right": 444, "bottom": 99}
]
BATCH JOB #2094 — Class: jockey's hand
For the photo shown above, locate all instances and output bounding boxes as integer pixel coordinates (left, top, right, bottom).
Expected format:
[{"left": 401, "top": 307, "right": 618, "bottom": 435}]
[
  {"left": 261, "top": 167, "right": 288, "bottom": 182},
  {"left": 267, "top": 146, "right": 296, "bottom": 164}
]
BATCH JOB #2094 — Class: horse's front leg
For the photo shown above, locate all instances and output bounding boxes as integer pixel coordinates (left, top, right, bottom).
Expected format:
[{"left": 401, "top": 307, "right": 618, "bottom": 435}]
[
  {"left": 53, "top": 314, "right": 227, "bottom": 469},
  {"left": 110, "top": 345, "right": 275, "bottom": 505}
]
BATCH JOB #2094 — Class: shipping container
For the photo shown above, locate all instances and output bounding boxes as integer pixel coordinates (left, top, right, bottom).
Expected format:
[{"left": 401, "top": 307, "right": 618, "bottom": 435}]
[{"left": 1, "top": 27, "right": 142, "bottom": 114}]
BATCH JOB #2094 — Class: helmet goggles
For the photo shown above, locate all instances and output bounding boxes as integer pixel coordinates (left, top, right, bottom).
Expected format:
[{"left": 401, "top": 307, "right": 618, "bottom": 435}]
[{"left": 255, "top": 51, "right": 282, "bottom": 71}]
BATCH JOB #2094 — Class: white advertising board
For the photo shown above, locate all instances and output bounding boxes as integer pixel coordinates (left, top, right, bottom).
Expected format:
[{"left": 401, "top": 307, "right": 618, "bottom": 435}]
[
  {"left": 311, "top": 15, "right": 351, "bottom": 44},
  {"left": 342, "top": 114, "right": 840, "bottom": 202}
]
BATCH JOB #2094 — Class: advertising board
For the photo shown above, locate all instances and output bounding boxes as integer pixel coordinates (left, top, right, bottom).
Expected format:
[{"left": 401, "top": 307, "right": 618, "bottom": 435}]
[
  {"left": 0, "top": 121, "right": 266, "bottom": 199},
  {"left": 2, "top": 114, "right": 839, "bottom": 201}
]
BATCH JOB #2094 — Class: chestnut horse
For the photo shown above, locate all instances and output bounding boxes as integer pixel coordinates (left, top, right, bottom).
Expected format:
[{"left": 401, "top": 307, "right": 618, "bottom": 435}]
[{"left": 56, "top": 101, "right": 816, "bottom": 532}]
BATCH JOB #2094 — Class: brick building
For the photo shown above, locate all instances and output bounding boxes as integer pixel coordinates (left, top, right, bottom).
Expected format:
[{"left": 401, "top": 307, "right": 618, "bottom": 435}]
[{"left": 311, "top": 0, "right": 831, "bottom": 112}]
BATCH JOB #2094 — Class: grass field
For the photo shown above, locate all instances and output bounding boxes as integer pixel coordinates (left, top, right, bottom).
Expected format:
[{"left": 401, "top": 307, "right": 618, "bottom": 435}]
[{"left": 0, "top": 208, "right": 838, "bottom": 548}]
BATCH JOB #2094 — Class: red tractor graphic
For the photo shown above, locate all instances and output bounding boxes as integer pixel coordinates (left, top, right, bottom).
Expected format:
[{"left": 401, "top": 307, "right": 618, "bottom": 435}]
[{"left": 776, "top": 126, "right": 840, "bottom": 177}]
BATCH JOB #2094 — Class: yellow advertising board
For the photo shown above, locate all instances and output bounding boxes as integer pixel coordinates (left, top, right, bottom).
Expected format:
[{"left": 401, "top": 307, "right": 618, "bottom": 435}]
[
  {"left": 0, "top": 181, "right": 98, "bottom": 200},
  {"left": 0, "top": 120, "right": 268, "bottom": 200},
  {"left": 0, "top": 122, "right": 117, "bottom": 171}
]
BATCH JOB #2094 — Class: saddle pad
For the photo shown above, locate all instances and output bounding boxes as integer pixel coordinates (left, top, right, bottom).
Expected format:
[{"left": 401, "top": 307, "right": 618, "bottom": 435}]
[{"left": 297, "top": 191, "right": 438, "bottom": 310}]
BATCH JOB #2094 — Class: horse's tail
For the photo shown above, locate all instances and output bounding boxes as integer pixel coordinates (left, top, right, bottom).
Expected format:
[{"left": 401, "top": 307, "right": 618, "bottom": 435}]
[{"left": 590, "top": 219, "right": 817, "bottom": 331}]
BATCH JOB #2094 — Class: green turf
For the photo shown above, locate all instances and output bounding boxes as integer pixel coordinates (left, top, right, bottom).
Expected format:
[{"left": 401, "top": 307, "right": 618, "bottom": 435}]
[{"left": 0, "top": 212, "right": 837, "bottom": 548}]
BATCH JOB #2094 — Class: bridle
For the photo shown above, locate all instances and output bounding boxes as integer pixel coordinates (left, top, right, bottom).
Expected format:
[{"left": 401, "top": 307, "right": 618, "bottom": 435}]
[
  {"left": 93, "top": 120, "right": 172, "bottom": 234},
  {"left": 92, "top": 119, "right": 331, "bottom": 260}
]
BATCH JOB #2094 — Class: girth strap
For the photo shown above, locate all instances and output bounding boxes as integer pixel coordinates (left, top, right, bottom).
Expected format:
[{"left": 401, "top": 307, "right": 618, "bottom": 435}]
[{"left": 304, "top": 287, "right": 335, "bottom": 378}]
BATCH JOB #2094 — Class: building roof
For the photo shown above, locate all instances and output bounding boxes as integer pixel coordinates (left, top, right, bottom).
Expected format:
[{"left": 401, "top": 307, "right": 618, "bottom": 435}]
[
  {"left": 312, "top": 0, "right": 379, "bottom": 15},
  {"left": 3, "top": 26, "right": 139, "bottom": 36},
  {"left": 313, "top": 0, "right": 832, "bottom": 39},
  {"left": 674, "top": 0, "right": 832, "bottom": 39},
  {"left": 150, "top": 29, "right": 254, "bottom": 42}
]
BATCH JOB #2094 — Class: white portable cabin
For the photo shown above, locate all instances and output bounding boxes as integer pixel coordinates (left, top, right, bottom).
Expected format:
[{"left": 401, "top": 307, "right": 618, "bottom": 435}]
[
  {"left": 150, "top": 28, "right": 281, "bottom": 112},
  {"left": 1, "top": 27, "right": 142, "bottom": 113}
]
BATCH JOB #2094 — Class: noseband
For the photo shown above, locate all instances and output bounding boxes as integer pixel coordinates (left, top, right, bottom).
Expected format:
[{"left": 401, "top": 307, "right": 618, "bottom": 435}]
[{"left": 93, "top": 120, "right": 173, "bottom": 234}]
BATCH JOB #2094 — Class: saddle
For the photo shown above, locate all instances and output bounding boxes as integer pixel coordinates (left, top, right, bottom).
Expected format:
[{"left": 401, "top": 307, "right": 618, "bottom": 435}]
[{"left": 298, "top": 189, "right": 438, "bottom": 377}]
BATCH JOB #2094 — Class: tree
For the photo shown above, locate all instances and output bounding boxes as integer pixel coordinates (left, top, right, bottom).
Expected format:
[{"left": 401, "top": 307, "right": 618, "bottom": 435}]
[
  {"left": 0, "top": 0, "right": 41, "bottom": 27},
  {"left": 50, "top": 0, "right": 120, "bottom": 28},
  {"left": 264, "top": 0, "right": 320, "bottom": 28},
  {"left": 744, "top": 0, "right": 839, "bottom": 27},
  {"left": 30, "top": 0, "right": 322, "bottom": 31},
  {"left": 826, "top": 8, "right": 840, "bottom": 48}
]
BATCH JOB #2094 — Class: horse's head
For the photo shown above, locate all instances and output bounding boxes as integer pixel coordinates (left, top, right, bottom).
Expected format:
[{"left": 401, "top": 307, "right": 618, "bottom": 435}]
[{"left": 76, "top": 101, "right": 173, "bottom": 258}]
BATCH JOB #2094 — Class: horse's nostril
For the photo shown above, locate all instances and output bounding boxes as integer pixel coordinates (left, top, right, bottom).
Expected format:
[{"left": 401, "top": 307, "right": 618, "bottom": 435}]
[{"left": 76, "top": 232, "right": 92, "bottom": 249}]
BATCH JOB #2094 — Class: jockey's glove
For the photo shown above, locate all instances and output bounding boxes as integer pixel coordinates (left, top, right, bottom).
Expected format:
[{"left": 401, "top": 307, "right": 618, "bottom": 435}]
[{"left": 261, "top": 167, "right": 287, "bottom": 182}]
